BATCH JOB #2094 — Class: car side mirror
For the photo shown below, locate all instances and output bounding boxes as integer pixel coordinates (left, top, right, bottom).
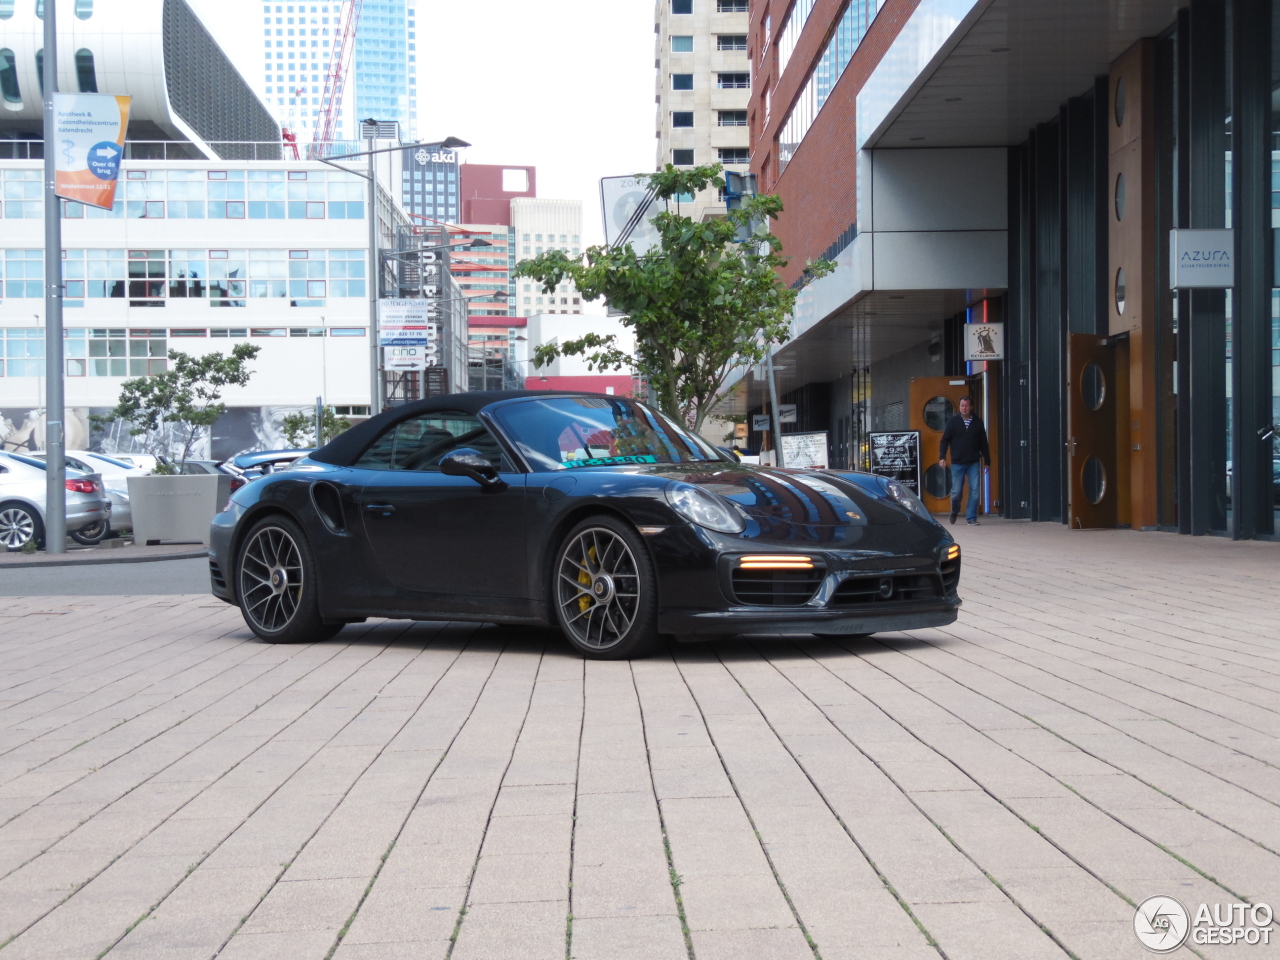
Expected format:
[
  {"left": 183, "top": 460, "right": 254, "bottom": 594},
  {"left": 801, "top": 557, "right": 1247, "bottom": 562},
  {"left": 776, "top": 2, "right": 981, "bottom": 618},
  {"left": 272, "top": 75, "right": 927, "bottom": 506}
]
[{"left": 440, "top": 448, "right": 509, "bottom": 493}]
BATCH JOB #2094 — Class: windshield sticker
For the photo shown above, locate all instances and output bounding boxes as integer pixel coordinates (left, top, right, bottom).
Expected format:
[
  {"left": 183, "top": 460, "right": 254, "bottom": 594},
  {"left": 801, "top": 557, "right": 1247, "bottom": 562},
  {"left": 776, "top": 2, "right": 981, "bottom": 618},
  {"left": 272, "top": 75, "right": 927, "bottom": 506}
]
[{"left": 561, "top": 454, "right": 659, "bottom": 469}]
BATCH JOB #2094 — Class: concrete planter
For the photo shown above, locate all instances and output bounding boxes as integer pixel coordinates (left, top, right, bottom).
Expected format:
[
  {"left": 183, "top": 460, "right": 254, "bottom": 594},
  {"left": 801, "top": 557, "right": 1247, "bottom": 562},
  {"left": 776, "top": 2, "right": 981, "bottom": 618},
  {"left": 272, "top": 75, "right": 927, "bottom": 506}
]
[{"left": 127, "top": 474, "right": 230, "bottom": 545}]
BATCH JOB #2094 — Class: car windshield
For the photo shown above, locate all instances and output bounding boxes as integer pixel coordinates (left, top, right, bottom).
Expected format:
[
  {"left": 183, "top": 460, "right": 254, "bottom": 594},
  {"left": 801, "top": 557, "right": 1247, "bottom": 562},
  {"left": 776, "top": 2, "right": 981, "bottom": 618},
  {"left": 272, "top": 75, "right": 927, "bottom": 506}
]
[{"left": 493, "top": 396, "right": 723, "bottom": 471}]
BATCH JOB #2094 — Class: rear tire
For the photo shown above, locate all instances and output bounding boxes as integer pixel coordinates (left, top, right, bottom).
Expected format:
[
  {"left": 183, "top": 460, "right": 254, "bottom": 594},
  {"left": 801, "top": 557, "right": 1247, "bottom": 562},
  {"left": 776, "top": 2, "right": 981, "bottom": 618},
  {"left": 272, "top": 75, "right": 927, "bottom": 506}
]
[
  {"left": 0, "top": 502, "right": 42, "bottom": 552},
  {"left": 552, "top": 514, "right": 660, "bottom": 660},
  {"left": 236, "top": 515, "right": 343, "bottom": 644},
  {"left": 70, "top": 520, "right": 108, "bottom": 546}
]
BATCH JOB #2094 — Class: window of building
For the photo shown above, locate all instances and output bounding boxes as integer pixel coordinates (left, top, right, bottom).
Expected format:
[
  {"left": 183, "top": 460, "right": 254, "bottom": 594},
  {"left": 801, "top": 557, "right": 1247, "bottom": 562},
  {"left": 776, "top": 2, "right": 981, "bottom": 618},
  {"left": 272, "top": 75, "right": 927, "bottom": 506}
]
[
  {"left": 718, "top": 147, "right": 750, "bottom": 164},
  {"left": 672, "top": 111, "right": 694, "bottom": 127},
  {"left": 718, "top": 72, "right": 750, "bottom": 89},
  {"left": 717, "top": 0, "right": 747, "bottom": 10},
  {"left": 717, "top": 35, "right": 748, "bottom": 50},
  {"left": 75, "top": 49, "right": 96, "bottom": 93},
  {"left": 672, "top": 149, "right": 694, "bottom": 165},
  {"left": 672, "top": 73, "right": 693, "bottom": 91},
  {"left": 718, "top": 110, "right": 748, "bottom": 126},
  {"left": 778, "top": 0, "right": 877, "bottom": 174},
  {"left": 0, "top": 48, "right": 21, "bottom": 104},
  {"left": 672, "top": 0, "right": 692, "bottom": 12},
  {"left": 671, "top": 35, "right": 693, "bottom": 52}
]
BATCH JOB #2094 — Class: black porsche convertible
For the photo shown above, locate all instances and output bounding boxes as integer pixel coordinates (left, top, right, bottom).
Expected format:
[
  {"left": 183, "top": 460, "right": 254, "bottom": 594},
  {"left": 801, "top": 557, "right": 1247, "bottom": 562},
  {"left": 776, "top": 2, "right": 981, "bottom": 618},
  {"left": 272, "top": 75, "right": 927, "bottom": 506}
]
[{"left": 209, "top": 391, "right": 961, "bottom": 659}]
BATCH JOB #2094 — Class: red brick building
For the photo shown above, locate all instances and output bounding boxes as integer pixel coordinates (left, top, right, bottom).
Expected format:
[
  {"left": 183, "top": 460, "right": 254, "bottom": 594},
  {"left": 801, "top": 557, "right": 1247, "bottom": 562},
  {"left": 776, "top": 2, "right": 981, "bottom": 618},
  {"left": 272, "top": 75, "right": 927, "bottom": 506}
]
[{"left": 732, "top": 0, "right": 1278, "bottom": 541}]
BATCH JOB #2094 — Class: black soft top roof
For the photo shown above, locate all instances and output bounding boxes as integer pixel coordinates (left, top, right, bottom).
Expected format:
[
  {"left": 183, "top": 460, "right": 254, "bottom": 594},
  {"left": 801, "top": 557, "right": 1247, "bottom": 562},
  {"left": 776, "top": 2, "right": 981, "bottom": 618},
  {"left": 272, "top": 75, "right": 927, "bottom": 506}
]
[{"left": 309, "top": 390, "right": 607, "bottom": 466}]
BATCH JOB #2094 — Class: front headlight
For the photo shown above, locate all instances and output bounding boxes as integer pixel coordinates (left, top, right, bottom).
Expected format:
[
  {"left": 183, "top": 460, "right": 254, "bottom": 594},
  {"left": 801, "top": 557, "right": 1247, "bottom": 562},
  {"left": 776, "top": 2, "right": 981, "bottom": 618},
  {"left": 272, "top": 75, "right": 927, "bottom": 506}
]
[
  {"left": 665, "top": 482, "right": 746, "bottom": 534},
  {"left": 884, "top": 480, "right": 935, "bottom": 522}
]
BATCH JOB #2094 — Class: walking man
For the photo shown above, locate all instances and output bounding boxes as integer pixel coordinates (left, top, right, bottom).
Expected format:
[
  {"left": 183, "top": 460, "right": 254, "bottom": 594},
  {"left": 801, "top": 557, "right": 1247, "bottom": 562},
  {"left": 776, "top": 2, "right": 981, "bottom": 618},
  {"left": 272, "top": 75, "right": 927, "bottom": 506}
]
[{"left": 938, "top": 396, "right": 990, "bottom": 525}]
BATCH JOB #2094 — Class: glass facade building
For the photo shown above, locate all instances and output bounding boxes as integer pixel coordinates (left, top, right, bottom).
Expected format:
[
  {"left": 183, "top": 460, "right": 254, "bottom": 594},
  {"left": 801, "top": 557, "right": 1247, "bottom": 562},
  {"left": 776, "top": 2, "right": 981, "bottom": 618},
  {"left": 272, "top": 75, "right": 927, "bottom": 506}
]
[{"left": 352, "top": 0, "right": 416, "bottom": 140}]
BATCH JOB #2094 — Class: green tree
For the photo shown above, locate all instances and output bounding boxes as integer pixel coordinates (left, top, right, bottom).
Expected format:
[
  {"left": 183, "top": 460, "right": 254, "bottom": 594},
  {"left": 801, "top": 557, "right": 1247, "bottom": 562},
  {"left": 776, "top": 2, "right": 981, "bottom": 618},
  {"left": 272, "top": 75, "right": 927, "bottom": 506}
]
[
  {"left": 280, "top": 407, "right": 353, "bottom": 448},
  {"left": 514, "top": 163, "right": 831, "bottom": 430},
  {"left": 101, "top": 344, "right": 261, "bottom": 472}
]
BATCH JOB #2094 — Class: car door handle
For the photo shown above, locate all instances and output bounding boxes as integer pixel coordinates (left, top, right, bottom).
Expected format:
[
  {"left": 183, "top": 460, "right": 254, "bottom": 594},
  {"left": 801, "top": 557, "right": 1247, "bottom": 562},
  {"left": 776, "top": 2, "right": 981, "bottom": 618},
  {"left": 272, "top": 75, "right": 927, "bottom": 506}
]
[{"left": 363, "top": 503, "right": 396, "bottom": 516}]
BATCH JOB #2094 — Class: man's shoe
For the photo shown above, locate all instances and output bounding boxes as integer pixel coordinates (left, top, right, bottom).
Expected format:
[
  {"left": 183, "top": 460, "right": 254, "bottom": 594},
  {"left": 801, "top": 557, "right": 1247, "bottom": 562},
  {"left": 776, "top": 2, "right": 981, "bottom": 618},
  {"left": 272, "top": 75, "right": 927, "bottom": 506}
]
[
  {"left": 949, "top": 512, "right": 958, "bottom": 525},
  {"left": 967, "top": 518, "right": 980, "bottom": 525}
]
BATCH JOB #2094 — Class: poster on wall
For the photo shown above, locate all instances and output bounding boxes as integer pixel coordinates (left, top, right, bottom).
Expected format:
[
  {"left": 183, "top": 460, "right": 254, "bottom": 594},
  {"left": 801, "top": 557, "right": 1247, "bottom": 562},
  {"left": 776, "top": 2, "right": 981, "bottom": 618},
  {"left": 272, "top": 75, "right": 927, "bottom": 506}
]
[
  {"left": 964, "top": 323, "right": 1004, "bottom": 362},
  {"left": 52, "top": 93, "right": 132, "bottom": 210},
  {"left": 781, "top": 431, "right": 828, "bottom": 469},
  {"left": 869, "top": 430, "right": 922, "bottom": 496}
]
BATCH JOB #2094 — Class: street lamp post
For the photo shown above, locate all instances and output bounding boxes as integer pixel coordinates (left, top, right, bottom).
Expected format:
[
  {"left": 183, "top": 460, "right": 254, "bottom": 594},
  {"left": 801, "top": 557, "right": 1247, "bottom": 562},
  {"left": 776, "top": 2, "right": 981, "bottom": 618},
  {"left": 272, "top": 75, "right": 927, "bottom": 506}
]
[
  {"left": 315, "top": 129, "right": 469, "bottom": 416},
  {"left": 42, "top": 0, "right": 66, "bottom": 552}
]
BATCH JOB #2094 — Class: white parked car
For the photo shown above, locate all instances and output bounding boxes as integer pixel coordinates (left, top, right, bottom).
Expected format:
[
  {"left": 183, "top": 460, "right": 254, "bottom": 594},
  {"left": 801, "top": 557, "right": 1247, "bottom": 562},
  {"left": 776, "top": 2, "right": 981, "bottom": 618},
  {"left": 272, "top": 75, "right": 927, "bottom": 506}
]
[
  {"left": 0, "top": 451, "right": 112, "bottom": 551},
  {"left": 32, "top": 451, "right": 146, "bottom": 535}
]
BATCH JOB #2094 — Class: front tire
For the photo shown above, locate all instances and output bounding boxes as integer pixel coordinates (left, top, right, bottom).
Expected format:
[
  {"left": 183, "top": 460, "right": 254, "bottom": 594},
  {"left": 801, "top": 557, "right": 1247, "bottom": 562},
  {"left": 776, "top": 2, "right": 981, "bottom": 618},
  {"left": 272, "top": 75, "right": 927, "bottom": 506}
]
[
  {"left": 0, "top": 502, "right": 42, "bottom": 552},
  {"left": 552, "top": 515, "right": 660, "bottom": 660},
  {"left": 71, "top": 520, "right": 108, "bottom": 546},
  {"left": 236, "top": 515, "right": 343, "bottom": 644}
]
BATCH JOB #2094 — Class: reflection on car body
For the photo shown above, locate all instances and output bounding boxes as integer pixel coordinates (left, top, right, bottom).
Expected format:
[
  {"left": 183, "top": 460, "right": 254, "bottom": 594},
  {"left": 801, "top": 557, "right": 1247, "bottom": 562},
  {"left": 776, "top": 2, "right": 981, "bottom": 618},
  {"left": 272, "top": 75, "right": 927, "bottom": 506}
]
[{"left": 209, "top": 391, "right": 961, "bottom": 659}]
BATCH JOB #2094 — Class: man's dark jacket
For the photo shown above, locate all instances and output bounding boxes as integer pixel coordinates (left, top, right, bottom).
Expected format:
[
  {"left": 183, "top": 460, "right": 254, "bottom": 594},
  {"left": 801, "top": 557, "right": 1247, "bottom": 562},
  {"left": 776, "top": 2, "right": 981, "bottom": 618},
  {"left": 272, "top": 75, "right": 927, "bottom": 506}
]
[{"left": 939, "top": 413, "right": 991, "bottom": 465}]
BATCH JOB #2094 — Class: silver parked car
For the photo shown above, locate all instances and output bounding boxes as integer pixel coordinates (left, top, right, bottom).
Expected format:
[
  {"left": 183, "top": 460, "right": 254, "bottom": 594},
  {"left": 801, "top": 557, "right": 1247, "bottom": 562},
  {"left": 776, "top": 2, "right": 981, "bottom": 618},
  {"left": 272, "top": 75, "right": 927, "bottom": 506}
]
[
  {"left": 32, "top": 450, "right": 147, "bottom": 535},
  {"left": 0, "top": 451, "right": 112, "bottom": 550}
]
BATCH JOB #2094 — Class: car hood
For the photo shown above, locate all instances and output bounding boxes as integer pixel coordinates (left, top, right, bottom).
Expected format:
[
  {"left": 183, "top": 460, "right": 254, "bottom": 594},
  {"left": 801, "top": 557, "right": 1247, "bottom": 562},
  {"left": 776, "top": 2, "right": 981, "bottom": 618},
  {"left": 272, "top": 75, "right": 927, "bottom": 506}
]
[{"left": 599, "top": 463, "right": 919, "bottom": 544}]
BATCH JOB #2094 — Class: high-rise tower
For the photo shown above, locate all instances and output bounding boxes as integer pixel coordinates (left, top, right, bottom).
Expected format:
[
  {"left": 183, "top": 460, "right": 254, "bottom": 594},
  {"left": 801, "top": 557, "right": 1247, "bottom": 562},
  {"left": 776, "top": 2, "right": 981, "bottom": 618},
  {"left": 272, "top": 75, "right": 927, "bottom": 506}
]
[{"left": 654, "top": 0, "right": 750, "bottom": 222}]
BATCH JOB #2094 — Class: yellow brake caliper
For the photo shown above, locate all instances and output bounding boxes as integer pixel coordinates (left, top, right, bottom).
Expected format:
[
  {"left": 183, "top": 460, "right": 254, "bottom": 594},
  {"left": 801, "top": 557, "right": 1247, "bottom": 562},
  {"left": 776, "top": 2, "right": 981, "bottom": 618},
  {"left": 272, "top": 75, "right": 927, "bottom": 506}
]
[{"left": 578, "top": 546, "right": 597, "bottom": 614}]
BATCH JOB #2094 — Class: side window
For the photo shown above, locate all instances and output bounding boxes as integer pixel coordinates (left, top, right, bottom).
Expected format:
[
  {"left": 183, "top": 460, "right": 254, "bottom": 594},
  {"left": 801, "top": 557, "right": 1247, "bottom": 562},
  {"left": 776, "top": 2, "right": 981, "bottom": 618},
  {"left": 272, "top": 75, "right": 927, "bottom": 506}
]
[{"left": 355, "top": 412, "right": 507, "bottom": 472}]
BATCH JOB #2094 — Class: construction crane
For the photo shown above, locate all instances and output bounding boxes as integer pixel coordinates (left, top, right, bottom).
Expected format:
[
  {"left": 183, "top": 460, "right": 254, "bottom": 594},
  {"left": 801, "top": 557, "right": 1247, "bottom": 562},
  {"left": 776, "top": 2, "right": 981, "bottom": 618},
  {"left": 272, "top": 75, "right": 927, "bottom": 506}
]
[
  {"left": 280, "top": 85, "right": 305, "bottom": 160},
  {"left": 311, "top": 0, "right": 364, "bottom": 153}
]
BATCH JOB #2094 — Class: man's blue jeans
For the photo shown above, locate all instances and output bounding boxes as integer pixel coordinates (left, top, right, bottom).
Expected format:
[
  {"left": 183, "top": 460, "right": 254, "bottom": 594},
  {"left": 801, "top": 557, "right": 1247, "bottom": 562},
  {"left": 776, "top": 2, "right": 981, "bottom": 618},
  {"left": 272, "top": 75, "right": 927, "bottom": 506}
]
[{"left": 950, "top": 461, "right": 982, "bottom": 521}]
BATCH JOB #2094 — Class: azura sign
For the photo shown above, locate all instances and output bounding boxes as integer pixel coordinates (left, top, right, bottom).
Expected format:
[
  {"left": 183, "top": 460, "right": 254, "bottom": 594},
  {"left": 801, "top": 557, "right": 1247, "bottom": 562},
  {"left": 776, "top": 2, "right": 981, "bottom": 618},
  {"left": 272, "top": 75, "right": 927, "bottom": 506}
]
[{"left": 1169, "top": 229, "right": 1234, "bottom": 288}]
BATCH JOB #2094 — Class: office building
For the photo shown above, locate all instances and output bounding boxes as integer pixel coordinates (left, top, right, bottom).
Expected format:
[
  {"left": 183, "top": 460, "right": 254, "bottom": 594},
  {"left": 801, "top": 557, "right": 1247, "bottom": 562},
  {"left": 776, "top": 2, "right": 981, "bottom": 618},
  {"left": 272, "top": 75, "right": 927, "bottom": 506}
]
[
  {"left": 351, "top": 0, "right": 415, "bottom": 141},
  {"left": 450, "top": 224, "right": 516, "bottom": 320},
  {"left": 512, "top": 198, "right": 585, "bottom": 316},
  {"left": 458, "top": 163, "right": 536, "bottom": 226},
  {"left": 256, "top": 0, "right": 414, "bottom": 147},
  {"left": 735, "top": 0, "right": 1279, "bottom": 541},
  {"left": 655, "top": 0, "right": 751, "bottom": 222},
  {"left": 400, "top": 143, "right": 459, "bottom": 225}
]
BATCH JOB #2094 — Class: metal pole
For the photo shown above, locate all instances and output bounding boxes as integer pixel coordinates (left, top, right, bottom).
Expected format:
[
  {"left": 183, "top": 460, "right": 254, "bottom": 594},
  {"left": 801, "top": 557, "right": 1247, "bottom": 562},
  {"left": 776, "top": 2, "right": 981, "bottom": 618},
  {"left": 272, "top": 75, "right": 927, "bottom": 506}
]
[
  {"left": 42, "top": 0, "right": 66, "bottom": 553},
  {"left": 314, "top": 395, "right": 323, "bottom": 446},
  {"left": 765, "top": 349, "right": 784, "bottom": 468},
  {"left": 367, "top": 141, "right": 380, "bottom": 415}
]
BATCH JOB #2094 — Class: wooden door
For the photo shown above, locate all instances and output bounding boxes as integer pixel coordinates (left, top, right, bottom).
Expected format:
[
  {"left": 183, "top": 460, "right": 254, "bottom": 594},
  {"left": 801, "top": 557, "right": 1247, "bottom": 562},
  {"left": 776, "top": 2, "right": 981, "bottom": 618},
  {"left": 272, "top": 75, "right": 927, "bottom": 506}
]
[
  {"left": 1067, "top": 334, "right": 1120, "bottom": 528},
  {"left": 909, "top": 377, "right": 982, "bottom": 515}
]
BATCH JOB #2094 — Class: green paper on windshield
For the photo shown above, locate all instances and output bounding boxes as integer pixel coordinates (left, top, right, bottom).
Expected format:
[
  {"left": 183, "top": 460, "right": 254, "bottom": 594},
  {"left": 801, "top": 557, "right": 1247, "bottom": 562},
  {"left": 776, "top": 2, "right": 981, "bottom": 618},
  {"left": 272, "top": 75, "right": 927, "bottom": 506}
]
[{"left": 561, "top": 454, "right": 659, "bottom": 469}]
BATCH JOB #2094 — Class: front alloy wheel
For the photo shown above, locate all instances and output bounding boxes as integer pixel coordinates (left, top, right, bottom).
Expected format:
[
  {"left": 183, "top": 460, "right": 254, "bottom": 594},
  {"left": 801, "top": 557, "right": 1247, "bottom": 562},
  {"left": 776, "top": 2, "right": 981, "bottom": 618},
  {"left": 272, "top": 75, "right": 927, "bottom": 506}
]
[
  {"left": 237, "top": 516, "right": 343, "bottom": 643},
  {"left": 554, "top": 516, "right": 659, "bottom": 659},
  {"left": 0, "top": 504, "right": 40, "bottom": 552}
]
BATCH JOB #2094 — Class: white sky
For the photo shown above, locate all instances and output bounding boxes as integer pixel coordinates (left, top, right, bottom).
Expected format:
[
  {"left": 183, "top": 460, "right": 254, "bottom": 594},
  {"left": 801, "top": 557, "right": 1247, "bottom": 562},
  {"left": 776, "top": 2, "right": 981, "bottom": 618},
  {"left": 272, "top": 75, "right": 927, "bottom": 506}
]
[{"left": 186, "top": 0, "right": 656, "bottom": 248}]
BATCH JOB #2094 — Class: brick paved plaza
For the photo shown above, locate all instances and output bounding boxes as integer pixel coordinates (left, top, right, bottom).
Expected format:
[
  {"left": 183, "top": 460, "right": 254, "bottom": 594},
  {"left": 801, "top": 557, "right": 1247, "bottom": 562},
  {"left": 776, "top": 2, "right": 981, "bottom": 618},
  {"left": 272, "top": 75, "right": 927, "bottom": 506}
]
[{"left": 0, "top": 520, "right": 1277, "bottom": 960}]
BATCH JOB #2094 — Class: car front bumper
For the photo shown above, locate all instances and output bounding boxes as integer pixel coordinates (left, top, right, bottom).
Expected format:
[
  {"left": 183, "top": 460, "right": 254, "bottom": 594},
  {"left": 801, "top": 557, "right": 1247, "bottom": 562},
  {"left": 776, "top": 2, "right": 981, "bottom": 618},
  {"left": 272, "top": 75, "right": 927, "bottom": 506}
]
[
  {"left": 657, "top": 599, "right": 960, "bottom": 637},
  {"left": 208, "top": 505, "right": 239, "bottom": 604}
]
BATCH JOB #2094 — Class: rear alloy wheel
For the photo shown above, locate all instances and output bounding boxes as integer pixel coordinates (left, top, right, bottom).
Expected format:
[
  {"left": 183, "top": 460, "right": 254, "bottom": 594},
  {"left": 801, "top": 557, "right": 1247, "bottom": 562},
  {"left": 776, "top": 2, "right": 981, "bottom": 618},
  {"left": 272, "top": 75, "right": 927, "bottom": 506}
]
[
  {"left": 0, "top": 503, "right": 42, "bottom": 552},
  {"left": 70, "top": 520, "right": 108, "bottom": 546},
  {"left": 553, "top": 515, "right": 660, "bottom": 660},
  {"left": 236, "top": 516, "right": 343, "bottom": 644}
]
